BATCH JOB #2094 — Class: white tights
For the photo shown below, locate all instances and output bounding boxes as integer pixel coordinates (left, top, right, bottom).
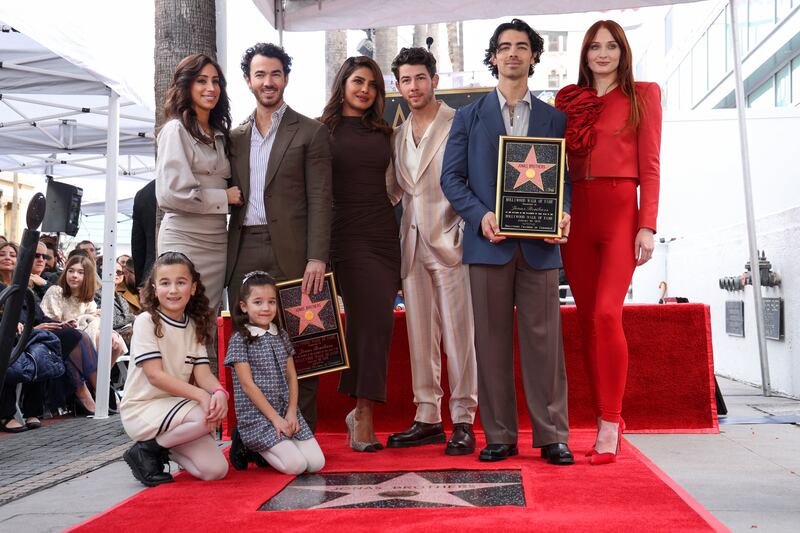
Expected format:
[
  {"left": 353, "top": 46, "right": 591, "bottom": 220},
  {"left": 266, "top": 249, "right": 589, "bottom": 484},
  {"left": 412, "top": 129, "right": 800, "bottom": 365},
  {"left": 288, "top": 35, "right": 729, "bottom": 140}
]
[
  {"left": 261, "top": 438, "right": 325, "bottom": 475},
  {"left": 155, "top": 406, "right": 228, "bottom": 481}
]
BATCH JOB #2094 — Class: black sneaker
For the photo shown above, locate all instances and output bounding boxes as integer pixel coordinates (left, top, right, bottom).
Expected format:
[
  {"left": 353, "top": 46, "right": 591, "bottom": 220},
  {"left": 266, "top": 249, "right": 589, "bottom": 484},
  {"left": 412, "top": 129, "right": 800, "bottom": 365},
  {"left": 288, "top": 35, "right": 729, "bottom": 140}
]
[
  {"left": 229, "top": 428, "right": 250, "bottom": 471},
  {"left": 123, "top": 440, "right": 174, "bottom": 487}
]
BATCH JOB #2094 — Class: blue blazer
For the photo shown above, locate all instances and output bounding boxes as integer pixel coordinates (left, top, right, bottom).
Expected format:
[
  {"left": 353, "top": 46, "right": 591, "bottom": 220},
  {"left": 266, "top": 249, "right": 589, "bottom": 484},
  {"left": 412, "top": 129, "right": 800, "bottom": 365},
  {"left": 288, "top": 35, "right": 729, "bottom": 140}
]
[{"left": 441, "top": 90, "right": 572, "bottom": 269}]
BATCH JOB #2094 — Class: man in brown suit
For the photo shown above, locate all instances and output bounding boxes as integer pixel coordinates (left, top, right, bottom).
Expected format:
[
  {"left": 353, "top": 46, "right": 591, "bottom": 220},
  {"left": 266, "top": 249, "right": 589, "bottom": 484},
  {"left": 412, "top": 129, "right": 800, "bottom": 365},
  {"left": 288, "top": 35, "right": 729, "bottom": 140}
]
[
  {"left": 226, "top": 43, "right": 332, "bottom": 434},
  {"left": 385, "top": 48, "right": 478, "bottom": 455}
]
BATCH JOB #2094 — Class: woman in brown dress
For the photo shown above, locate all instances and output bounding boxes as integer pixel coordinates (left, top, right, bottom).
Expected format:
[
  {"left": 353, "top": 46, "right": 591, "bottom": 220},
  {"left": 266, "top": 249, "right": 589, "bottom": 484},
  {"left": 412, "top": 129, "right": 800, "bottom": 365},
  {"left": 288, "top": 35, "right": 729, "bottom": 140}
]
[{"left": 320, "top": 56, "right": 400, "bottom": 452}]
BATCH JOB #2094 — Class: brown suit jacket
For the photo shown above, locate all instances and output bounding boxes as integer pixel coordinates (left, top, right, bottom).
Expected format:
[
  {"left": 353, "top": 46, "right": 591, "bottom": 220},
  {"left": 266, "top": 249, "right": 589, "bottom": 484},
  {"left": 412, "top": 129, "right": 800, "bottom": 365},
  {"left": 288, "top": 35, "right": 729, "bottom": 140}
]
[
  {"left": 225, "top": 106, "right": 333, "bottom": 283},
  {"left": 390, "top": 102, "right": 463, "bottom": 279}
]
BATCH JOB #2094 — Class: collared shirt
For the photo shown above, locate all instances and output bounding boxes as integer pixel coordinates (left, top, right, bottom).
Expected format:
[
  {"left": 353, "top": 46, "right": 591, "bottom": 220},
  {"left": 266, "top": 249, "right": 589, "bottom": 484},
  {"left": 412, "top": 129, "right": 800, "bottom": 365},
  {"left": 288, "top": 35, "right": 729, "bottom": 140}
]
[
  {"left": 496, "top": 87, "right": 532, "bottom": 137},
  {"left": 404, "top": 114, "right": 434, "bottom": 183},
  {"left": 244, "top": 102, "right": 288, "bottom": 226},
  {"left": 245, "top": 323, "right": 278, "bottom": 337}
]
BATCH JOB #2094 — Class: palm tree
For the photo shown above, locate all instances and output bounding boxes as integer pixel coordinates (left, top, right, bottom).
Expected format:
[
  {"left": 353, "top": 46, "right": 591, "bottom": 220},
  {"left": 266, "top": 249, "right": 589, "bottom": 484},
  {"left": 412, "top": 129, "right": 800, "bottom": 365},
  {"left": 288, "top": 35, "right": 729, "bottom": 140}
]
[{"left": 154, "top": 0, "right": 218, "bottom": 127}]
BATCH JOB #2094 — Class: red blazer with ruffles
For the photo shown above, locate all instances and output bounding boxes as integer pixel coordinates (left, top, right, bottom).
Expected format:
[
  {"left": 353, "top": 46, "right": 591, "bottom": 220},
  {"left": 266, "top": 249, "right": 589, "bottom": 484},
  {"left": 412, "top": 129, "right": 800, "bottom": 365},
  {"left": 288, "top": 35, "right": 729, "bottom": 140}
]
[{"left": 556, "top": 81, "right": 661, "bottom": 232}]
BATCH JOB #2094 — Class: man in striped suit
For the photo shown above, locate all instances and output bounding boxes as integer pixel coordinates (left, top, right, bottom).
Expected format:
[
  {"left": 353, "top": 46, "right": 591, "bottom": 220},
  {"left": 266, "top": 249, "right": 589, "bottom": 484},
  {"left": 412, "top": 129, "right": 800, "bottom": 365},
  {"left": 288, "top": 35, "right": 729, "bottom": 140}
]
[
  {"left": 226, "top": 43, "right": 332, "bottom": 433},
  {"left": 385, "top": 48, "right": 478, "bottom": 455}
]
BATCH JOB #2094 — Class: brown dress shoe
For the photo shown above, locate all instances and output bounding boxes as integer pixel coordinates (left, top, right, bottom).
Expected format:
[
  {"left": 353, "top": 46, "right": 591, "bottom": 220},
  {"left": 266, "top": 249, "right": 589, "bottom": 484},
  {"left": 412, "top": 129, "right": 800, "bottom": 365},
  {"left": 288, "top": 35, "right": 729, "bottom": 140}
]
[
  {"left": 386, "top": 421, "right": 446, "bottom": 448},
  {"left": 445, "top": 423, "right": 476, "bottom": 455}
]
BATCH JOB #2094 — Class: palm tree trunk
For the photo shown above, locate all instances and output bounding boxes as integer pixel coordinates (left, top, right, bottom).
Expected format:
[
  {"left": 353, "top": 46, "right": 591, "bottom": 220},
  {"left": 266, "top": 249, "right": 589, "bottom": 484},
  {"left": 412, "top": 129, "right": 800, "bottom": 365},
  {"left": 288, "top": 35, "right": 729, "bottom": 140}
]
[{"left": 325, "top": 30, "right": 348, "bottom": 99}]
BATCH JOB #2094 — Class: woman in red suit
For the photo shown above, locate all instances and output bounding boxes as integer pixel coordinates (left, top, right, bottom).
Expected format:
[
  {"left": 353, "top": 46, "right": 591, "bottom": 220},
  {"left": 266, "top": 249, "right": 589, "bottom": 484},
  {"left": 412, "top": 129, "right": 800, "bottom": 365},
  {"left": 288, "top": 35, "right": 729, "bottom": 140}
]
[{"left": 555, "top": 20, "right": 661, "bottom": 465}]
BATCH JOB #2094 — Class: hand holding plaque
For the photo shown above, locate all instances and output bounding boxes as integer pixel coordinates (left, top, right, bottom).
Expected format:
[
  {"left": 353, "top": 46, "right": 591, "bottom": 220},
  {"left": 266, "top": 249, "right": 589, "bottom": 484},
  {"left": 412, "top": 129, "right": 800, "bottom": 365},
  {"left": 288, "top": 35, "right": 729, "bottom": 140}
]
[
  {"left": 495, "top": 136, "right": 566, "bottom": 238},
  {"left": 276, "top": 272, "right": 349, "bottom": 379}
]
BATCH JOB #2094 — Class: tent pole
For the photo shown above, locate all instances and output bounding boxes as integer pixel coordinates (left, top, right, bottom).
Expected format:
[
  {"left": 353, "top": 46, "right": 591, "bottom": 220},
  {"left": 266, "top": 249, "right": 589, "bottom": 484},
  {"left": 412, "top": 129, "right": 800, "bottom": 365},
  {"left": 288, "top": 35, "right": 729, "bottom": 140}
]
[
  {"left": 94, "top": 89, "right": 120, "bottom": 419},
  {"left": 728, "top": 0, "right": 771, "bottom": 396},
  {"left": 277, "top": 0, "right": 284, "bottom": 46}
]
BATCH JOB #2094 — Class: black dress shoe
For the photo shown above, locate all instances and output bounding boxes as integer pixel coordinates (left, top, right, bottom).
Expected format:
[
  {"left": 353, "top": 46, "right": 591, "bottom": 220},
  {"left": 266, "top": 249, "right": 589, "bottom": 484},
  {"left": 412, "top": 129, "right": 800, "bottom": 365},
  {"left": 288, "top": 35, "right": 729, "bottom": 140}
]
[
  {"left": 479, "top": 443, "right": 518, "bottom": 462},
  {"left": 445, "top": 423, "right": 476, "bottom": 456},
  {"left": 123, "top": 439, "right": 175, "bottom": 487},
  {"left": 229, "top": 428, "right": 250, "bottom": 471},
  {"left": 539, "top": 443, "right": 575, "bottom": 465},
  {"left": 387, "top": 421, "right": 446, "bottom": 448}
]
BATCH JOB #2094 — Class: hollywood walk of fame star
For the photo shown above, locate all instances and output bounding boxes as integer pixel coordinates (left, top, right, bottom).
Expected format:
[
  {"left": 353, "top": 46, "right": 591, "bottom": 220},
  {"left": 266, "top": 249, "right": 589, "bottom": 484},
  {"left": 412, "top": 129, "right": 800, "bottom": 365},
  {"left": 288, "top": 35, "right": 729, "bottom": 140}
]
[
  {"left": 509, "top": 145, "right": 555, "bottom": 191},
  {"left": 292, "top": 472, "right": 520, "bottom": 509},
  {"left": 285, "top": 293, "right": 329, "bottom": 335}
]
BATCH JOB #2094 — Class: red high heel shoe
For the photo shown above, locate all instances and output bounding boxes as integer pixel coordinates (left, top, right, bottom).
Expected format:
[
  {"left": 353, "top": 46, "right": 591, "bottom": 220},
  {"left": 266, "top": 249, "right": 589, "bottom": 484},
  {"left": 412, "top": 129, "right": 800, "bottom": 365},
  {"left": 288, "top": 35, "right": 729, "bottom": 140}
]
[{"left": 589, "top": 419, "right": 624, "bottom": 466}]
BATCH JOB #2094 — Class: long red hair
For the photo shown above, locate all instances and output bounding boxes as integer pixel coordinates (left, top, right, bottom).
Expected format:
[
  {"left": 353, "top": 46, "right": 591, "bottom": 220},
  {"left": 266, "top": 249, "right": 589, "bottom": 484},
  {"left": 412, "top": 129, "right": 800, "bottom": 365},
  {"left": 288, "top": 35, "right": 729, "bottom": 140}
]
[{"left": 577, "top": 20, "right": 644, "bottom": 130}]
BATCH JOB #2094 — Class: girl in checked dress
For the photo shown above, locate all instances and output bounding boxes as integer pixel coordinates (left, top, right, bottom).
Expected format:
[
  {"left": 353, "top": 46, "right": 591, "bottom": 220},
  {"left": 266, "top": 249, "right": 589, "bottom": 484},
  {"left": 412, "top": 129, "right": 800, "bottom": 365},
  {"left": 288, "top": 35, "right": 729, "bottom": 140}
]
[{"left": 225, "top": 271, "right": 324, "bottom": 475}]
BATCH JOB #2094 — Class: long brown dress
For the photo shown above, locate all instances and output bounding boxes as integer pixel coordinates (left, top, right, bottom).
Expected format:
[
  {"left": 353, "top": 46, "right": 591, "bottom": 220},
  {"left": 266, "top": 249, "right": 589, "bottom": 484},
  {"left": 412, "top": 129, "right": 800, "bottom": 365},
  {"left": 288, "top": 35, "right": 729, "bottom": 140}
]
[{"left": 331, "top": 117, "right": 401, "bottom": 402}]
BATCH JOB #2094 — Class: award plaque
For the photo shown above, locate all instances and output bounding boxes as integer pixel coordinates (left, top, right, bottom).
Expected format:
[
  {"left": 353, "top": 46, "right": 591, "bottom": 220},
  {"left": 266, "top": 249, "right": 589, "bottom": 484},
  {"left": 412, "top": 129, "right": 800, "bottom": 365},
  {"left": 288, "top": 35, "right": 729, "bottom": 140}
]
[
  {"left": 495, "top": 136, "right": 566, "bottom": 238},
  {"left": 275, "top": 272, "right": 349, "bottom": 379}
]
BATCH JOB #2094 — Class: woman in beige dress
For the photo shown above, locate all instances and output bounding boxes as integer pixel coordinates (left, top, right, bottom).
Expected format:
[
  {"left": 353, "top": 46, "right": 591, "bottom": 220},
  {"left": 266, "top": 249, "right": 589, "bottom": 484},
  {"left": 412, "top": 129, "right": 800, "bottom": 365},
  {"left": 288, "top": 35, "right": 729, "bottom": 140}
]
[{"left": 155, "top": 53, "right": 242, "bottom": 315}]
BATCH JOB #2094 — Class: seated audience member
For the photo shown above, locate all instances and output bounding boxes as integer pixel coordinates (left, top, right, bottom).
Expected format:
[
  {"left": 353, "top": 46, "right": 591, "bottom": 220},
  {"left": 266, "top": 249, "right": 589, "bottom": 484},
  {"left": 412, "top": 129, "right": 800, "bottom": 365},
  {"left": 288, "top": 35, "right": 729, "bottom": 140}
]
[
  {"left": 0, "top": 240, "right": 16, "bottom": 285},
  {"left": 113, "top": 260, "right": 136, "bottom": 345},
  {"left": 41, "top": 254, "right": 127, "bottom": 365},
  {"left": 117, "top": 258, "right": 141, "bottom": 314},
  {"left": 0, "top": 245, "right": 101, "bottom": 418},
  {"left": 29, "top": 241, "right": 54, "bottom": 304}
]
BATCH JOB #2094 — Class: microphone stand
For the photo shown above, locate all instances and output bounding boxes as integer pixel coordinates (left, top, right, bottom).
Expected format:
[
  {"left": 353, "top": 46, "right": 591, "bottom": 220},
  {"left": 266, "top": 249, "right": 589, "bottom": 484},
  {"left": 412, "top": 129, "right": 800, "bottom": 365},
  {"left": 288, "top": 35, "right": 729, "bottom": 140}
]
[{"left": 0, "top": 193, "right": 47, "bottom": 394}]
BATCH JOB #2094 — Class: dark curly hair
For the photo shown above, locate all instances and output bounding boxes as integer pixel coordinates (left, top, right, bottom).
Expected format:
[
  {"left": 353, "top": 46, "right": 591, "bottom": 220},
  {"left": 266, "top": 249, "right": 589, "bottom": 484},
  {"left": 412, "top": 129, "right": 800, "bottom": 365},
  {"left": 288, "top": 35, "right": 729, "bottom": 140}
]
[
  {"left": 140, "top": 251, "right": 212, "bottom": 345},
  {"left": 232, "top": 271, "right": 278, "bottom": 344},
  {"left": 320, "top": 56, "right": 392, "bottom": 136},
  {"left": 240, "top": 42, "right": 292, "bottom": 78},
  {"left": 162, "top": 53, "right": 232, "bottom": 155},
  {"left": 483, "top": 18, "right": 544, "bottom": 79},
  {"left": 391, "top": 47, "right": 437, "bottom": 80}
]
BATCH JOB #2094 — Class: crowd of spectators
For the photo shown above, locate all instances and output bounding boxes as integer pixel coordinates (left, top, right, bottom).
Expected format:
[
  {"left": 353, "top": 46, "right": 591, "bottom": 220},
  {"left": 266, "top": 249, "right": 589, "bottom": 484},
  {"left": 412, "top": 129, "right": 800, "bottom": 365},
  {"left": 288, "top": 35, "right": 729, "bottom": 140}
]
[{"left": 0, "top": 237, "right": 143, "bottom": 433}]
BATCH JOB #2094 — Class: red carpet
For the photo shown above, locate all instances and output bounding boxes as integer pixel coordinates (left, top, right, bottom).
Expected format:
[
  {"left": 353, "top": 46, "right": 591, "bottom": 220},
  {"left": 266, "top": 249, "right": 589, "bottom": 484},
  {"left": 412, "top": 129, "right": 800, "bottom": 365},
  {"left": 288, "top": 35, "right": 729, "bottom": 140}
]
[
  {"left": 218, "top": 304, "right": 718, "bottom": 437},
  {"left": 69, "top": 430, "right": 727, "bottom": 532}
]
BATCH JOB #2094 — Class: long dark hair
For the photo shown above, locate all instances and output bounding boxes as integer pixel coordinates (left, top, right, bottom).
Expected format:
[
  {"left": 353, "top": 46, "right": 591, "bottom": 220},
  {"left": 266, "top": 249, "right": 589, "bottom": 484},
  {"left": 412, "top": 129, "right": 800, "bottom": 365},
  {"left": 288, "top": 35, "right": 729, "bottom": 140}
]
[
  {"left": 577, "top": 20, "right": 644, "bottom": 130},
  {"left": 162, "top": 53, "right": 232, "bottom": 154},
  {"left": 320, "top": 56, "right": 392, "bottom": 136},
  {"left": 232, "top": 270, "right": 279, "bottom": 344},
  {"left": 58, "top": 254, "right": 99, "bottom": 303},
  {"left": 139, "top": 251, "right": 212, "bottom": 345}
]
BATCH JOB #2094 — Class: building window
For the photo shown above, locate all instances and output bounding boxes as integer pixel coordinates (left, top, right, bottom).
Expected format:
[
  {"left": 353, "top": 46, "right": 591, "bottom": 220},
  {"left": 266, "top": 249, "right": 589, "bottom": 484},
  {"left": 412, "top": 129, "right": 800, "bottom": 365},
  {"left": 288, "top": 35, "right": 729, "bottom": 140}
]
[
  {"left": 747, "top": 76, "right": 774, "bottom": 108},
  {"left": 775, "top": 63, "right": 791, "bottom": 106},
  {"left": 708, "top": 11, "right": 727, "bottom": 86},
  {"left": 791, "top": 56, "right": 800, "bottom": 104},
  {"left": 666, "top": 72, "right": 680, "bottom": 109},
  {"left": 776, "top": 0, "right": 793, "bottom": 19},
  {"left": 748, "top": 0, "right": 776, "bottom": 50},
  {"left": 665, "top": 8, "right": 674, "bottom": 53},
  {"left": 548, "top": 69, "right": 560, "bottom": 88},
  {"left": 680, "top": 60, "right": 692, "bottom": 109},
  {"left": 692, "top": 34, "right": 708, "bottom": 104},
  {"left": 547, "top": 32, "right": 567, "bottom": 52}
]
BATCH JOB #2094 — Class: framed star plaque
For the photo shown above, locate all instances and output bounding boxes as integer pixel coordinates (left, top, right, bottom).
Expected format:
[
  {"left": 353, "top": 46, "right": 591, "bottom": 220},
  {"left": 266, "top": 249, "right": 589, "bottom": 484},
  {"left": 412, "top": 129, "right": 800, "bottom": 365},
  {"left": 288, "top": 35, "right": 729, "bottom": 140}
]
[
  {"left": 275, "top": 272, "right": 349, "bottom": 379},
  {"left": 495, "top": 136, "right": 566, "bottom": 238}
]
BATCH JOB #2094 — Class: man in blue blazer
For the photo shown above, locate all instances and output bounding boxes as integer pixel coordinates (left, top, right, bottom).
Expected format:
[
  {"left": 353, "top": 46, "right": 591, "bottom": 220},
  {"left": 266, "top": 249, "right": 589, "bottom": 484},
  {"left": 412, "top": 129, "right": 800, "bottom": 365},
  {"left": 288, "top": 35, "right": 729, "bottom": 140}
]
[{"left": 441, "top": 19, "right": 573, "bottom": 465}]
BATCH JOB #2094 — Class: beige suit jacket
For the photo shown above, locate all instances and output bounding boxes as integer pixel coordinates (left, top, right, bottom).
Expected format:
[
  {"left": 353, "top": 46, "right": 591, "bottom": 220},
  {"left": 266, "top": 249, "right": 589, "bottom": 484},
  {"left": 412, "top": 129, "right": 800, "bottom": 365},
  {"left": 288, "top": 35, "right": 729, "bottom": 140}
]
[
  {"left": 391, "top": 102, "right": 463, "bottom": 279},
  {"left": 225, "top": 106, "right": 332, "bottom": 283}
]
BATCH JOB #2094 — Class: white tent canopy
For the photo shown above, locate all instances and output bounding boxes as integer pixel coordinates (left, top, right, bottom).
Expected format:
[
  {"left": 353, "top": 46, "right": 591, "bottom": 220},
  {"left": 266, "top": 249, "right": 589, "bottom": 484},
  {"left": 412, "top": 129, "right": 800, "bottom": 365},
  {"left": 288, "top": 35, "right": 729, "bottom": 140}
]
[
  {"left": 0, "top": 25, "right": 154, "bottom": 179},
  {"left": 252, "top": 0, "right": 705, "bottom": 31}
]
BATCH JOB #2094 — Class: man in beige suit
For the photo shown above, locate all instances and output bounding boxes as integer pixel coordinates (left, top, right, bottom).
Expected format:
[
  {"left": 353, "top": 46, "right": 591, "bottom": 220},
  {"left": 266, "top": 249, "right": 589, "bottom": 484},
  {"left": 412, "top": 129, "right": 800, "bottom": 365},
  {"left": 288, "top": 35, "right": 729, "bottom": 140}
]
[
  {"left": 226, "top": 43, "right": 332, "bottom": 440},
  {"left": 385, "top": 48, "right": 478, "bottom": 455}
]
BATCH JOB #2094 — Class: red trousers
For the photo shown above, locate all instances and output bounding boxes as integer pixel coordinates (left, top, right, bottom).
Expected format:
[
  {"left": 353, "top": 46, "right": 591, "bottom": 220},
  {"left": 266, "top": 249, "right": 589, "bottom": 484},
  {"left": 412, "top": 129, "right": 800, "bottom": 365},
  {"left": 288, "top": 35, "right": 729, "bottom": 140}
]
[{"left": 561, "top": 178, "right": 638, "bottom": 423}]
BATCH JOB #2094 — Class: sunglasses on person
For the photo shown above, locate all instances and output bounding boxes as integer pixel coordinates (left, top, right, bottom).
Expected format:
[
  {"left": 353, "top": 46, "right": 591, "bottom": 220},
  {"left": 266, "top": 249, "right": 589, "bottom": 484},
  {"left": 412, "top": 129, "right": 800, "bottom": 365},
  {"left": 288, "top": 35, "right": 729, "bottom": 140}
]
[
  {"left": 115, "top": 270, "right": 124, "bottom": 276},
  {"left": 34, "top": 253, "right": 52, "bottom": 260}
]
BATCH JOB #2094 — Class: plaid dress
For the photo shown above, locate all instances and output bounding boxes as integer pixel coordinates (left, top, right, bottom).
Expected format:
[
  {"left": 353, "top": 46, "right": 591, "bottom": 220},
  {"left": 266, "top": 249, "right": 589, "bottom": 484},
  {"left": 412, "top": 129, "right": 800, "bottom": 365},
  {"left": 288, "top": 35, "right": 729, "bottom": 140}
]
[{"left": 224, "top": 324, "right": 313, "bottom": 452}]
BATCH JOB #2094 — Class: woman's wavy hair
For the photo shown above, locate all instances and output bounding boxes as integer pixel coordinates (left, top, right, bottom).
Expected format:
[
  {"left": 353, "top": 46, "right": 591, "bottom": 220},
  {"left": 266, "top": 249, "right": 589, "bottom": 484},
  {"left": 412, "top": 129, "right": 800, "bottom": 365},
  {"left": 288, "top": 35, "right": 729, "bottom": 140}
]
[
  {"left": 58, "top": 254, "right": 99, "bottom": 302},
  {"left": 232, "top": 270, "right": 279, "bottom": 344},
  {"left": 577, "top": 20, "right": 644, "bottom": 130},
  {"left": 140, "top": 251, "right": 212, "bottom": 345},
  {"left": 162, "top": 53, "right": 232, "bottom": 155},
  {"left": 0, "top": 241, "right": 18, "bottom": 285},
  {"left": 320, "top": 56, "right": 392, "bottom": 136}
]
